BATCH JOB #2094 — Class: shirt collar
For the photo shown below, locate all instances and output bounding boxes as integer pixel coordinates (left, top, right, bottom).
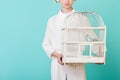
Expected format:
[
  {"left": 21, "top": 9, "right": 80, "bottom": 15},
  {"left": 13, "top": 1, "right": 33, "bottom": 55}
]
[{"left": 58, "top": 9, "right": 76, "bottom": 17}]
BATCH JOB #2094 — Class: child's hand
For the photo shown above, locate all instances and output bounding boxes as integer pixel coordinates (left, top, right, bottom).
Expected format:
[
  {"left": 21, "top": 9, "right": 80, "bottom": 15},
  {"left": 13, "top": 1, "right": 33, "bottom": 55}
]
[
  {"left": 57, "top": 54, "right": 64, "bottom": 65},
  {"left": 52, "top": 52, "right": 64, "bottom": 65}
]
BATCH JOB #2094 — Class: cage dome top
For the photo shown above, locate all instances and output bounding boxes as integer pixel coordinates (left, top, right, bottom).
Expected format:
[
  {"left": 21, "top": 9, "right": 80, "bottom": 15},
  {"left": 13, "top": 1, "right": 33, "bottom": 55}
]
[{"left": 63, "top": 11, "right": 105, "bottom": 27}]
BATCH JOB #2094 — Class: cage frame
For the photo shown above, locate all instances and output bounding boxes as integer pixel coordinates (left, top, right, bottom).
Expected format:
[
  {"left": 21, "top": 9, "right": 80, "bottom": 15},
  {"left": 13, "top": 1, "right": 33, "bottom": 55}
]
[{"left": 61, "top": 26, "right": 106, "bottom": 64}]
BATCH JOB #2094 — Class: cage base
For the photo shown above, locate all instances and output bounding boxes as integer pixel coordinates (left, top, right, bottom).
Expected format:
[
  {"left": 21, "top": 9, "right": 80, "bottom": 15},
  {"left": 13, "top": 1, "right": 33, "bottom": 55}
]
[{"left": 62, "top": 56, "right": 105, "bottom": 64}]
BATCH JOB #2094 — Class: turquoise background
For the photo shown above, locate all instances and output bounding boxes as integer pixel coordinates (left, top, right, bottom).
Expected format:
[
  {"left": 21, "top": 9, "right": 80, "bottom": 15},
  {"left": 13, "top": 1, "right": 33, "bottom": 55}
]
[{"left": 0, "top": 0, "right": 119, "bottom": 80}]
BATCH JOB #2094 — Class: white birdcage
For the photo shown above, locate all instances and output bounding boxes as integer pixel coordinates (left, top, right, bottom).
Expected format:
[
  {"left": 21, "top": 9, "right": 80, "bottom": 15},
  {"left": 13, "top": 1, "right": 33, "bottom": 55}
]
[{"left": 60, "top": 11, "right": 107, "bottom": 64}]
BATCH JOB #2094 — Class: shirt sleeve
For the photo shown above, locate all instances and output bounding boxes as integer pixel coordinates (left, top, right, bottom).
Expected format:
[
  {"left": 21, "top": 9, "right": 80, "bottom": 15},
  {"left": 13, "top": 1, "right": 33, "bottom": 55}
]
[{"left": 42, "top": 18, "right": 55, "bottom": 59}]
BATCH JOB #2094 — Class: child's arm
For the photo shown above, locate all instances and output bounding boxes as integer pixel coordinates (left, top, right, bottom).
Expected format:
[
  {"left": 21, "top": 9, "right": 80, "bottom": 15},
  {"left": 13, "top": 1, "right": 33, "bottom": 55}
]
[
  {"left": 43, "top": 18, "right": 65, "bottom": 65},
  {"left": 42, "top": 18, "right": 55, "bottom": 59}
]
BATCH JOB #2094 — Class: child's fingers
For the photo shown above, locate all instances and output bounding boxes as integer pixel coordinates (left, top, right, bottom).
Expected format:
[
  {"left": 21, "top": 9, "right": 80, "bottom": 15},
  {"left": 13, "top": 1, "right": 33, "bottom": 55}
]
[{"left": 58, "top": 57, "right": 64, "bottom": 65}]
